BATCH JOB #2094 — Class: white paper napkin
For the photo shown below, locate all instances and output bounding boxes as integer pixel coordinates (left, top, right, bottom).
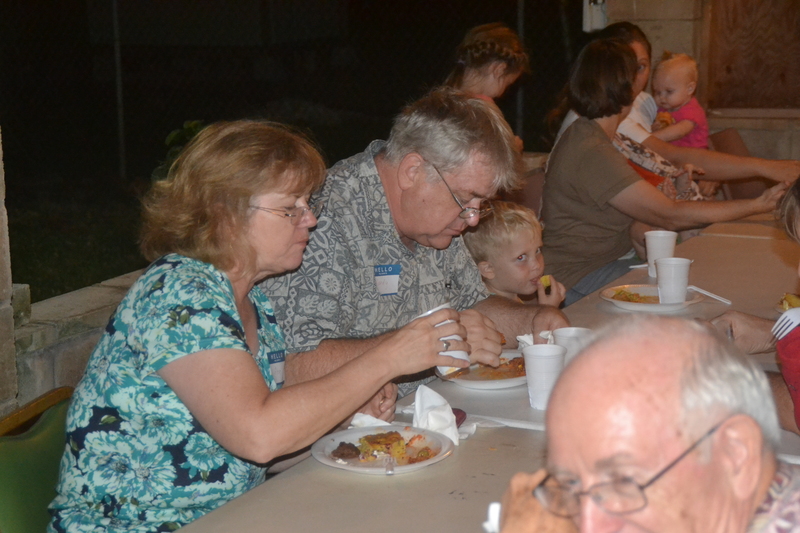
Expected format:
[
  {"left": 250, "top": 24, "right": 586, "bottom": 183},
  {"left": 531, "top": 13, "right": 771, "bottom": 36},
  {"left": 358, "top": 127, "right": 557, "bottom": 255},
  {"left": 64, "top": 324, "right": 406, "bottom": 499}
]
[
  {"left": 396, "top": 385, "right": 461, "bottom": 445},
  {"left": 482, "top": 502, "right": 501, "bottom": 533},
  {"left": 349, "top": 413, "right": 391, "bottom": 428},
  {"left": 516, "top": 334, "right": 535, "bottom": 349}
]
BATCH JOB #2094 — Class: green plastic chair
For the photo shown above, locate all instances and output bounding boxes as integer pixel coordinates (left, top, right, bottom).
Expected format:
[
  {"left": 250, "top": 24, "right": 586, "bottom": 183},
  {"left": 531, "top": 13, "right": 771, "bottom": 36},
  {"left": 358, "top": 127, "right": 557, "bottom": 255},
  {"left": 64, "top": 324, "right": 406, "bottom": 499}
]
[{"left": 0, "top": 387, "right": 73, "bottom": 533}]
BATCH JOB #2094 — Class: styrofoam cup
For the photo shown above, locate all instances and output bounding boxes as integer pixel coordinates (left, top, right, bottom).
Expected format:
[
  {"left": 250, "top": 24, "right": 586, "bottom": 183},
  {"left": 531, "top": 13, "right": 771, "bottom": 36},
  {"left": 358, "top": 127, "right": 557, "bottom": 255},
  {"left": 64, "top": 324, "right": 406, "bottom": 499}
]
[
  {"left": 522, "top": 344, "right": 566, "bottom": 410},
  {"left": 656, "top": 257, "right": 692, "bottom": 304},
  {"left": 553, "top": 327, "right": 593, "bottom": 364},
  {"left": 417, "top": 302, "right": 470, "bottom": 375},
  {"left": 645, "top": 230, "right": 678, "bottom": 278}
]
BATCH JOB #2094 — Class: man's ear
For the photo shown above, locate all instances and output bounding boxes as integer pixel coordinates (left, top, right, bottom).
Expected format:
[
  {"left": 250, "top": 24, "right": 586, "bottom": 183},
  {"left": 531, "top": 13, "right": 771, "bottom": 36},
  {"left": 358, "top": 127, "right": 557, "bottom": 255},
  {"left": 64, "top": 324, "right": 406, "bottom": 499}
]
[
  {"left": 687, "top": 81, "right": 697, "bottom": 96},
  {"left": 397, "top": 152, "right": 426, "bottom": 191},
  {"left": 715, "top": 414, "right": 766, "bottom": 500},
  {"left": 478, "top": 260, "right": 496, "bottom": 280}
]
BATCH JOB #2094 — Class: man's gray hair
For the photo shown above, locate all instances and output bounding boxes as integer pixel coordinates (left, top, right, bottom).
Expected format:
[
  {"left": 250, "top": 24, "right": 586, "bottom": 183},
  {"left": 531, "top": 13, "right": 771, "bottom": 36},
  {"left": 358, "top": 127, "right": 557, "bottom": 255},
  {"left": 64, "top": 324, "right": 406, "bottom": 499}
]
[
  {"left": 583, "top": 316, "right": 781, "bottom": 450},
  {"left": 384, "top": 86, "right": 523, "bottom": 194}
]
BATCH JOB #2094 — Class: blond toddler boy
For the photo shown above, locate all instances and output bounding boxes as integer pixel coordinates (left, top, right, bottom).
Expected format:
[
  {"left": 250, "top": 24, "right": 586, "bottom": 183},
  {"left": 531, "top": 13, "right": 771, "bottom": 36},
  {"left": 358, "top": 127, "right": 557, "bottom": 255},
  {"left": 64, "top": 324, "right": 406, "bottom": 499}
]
[{"left": 463, "top": 201, "right": 565, "bottom": 306}]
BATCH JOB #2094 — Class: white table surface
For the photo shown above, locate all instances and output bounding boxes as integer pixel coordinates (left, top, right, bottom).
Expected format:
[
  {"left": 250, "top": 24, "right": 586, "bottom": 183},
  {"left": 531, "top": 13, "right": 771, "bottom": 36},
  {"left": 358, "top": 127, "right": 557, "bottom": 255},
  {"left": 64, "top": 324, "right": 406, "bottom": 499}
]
[{"left": 181, "top": 226, "right": 800, "bottom": 532}]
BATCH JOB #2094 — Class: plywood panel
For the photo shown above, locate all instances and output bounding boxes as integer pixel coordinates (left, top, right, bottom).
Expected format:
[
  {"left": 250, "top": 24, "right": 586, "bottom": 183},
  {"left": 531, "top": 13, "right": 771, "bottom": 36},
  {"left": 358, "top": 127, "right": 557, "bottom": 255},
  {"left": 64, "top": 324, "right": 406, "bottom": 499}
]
[{"left": 708, "top": 0, "right": 800, "bottom": 108}]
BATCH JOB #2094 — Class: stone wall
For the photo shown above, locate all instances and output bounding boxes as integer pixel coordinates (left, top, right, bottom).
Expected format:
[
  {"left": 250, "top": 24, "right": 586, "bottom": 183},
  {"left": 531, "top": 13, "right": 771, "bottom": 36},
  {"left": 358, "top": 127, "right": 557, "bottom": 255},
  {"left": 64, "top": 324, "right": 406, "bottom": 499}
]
[{"left": 13, "top": 269, "right": 141, "bottom": 406}]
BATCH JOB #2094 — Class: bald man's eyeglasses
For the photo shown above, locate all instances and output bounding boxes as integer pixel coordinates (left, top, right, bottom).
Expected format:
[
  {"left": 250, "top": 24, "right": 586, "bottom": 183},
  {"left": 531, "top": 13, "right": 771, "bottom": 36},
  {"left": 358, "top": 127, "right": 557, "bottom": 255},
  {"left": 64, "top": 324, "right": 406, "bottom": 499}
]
[
  {"left": 534, "top": 420, "right": 724, "bottom": 518},
  {"left": 426, "top": 161, "right": 492, "bottom": 220}
]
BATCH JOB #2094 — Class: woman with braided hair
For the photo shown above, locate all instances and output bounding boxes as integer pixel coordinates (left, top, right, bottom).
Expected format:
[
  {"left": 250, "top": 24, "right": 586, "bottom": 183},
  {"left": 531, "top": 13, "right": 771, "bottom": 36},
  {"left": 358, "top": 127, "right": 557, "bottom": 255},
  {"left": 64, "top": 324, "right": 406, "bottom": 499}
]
[
  {"left": 445, "top": 23, "right": 529, "bottom": 152},
  {"left": 445, "top": 22, "right": 529, "bottom": 102}
]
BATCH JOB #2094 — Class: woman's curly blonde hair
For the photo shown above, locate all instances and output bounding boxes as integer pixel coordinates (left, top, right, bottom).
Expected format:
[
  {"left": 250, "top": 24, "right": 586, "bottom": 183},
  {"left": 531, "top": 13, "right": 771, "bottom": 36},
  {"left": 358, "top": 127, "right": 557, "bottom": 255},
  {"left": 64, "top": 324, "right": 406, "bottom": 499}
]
[{"left": 140, "top": 120, "right": 326, "bottom": 273}]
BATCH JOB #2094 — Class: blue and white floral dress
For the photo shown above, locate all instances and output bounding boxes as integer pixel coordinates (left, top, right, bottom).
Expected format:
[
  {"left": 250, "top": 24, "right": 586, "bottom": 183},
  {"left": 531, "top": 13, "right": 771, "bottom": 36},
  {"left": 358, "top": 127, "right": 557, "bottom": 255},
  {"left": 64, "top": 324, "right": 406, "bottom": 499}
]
[{"left": 48, "top": 254, "right": 286, "bottom": 532}]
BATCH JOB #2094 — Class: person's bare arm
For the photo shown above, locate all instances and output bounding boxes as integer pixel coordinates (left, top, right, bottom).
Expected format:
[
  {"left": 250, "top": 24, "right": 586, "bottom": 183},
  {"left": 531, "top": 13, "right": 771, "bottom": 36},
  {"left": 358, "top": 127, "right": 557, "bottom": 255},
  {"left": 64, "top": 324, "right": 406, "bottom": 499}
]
[
  {"left": 283, "top": 335, "right": 390, "bottom": 385},
  {"left": 710, "top": 310, "right": 776, "bottom": 354},
  {"left": 609, "top": 180, "right": 787, "bottom": 231},
  {"left": 472, "top": 295, "right": 569, "bottom": 351},
  {"left": 642, "top": 135, "right": 800, "bottom": 183},
  {"left": 158, "top": 309, "right": 470, "bottom": 464},
  {"left": 650, "top": 119, "right": 694, "bottom": 143}
]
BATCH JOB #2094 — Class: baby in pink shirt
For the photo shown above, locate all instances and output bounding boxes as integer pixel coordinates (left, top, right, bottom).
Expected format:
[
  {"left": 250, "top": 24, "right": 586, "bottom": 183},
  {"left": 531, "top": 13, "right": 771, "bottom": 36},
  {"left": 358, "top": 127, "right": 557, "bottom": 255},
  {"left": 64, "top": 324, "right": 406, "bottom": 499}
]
[{"left": 651, "top": 53, "right": 709, "bottom": 149}]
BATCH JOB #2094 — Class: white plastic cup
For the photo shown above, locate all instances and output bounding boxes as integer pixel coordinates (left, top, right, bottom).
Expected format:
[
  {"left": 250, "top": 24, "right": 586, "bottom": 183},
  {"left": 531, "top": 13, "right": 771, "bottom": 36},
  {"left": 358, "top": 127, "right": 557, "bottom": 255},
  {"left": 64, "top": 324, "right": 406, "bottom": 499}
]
[
  {"left": 522, "top": 344, "right": 566, "bottom": 410},
  {"left": 416, "top": 302, "right": 470, "bottom": 375},
  {"left": 656, "top": 257, "right": 692, "bottom": 304},
  {"left": 553, "top": 327, "right": 593, "bottom": 365},
  {"left": 645, "top": 230, "right": 678, "bottom": 278}
]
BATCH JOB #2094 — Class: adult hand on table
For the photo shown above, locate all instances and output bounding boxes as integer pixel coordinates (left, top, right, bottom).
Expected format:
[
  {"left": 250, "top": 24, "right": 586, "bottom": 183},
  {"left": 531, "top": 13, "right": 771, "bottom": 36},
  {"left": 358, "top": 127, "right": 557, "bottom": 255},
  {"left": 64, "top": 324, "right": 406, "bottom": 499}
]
[
  {"left": 711, "top": 310, "right": 776, "bottom": 354},
  {"left": 500, "top": 470, "right": 577, "bottom": 533},
  {"left": 532, "top": 306, "right": 570, "bottom": 344},
  {"left": 355, "top": 382, "right": 398, "bottom": 422},
  {"left": 756, "top": 181, "right": 790, "bottom": 211},
  {"left": 460, "top": 309, "right": 503, "bottom": 367}
]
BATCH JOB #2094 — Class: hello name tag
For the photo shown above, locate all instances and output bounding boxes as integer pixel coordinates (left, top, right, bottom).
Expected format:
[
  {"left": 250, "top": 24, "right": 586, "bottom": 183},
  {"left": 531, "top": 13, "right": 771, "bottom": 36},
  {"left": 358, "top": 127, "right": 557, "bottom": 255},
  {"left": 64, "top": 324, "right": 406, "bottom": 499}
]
[{"left": 374, "top": 264, "right": 401, "bottom": 295}]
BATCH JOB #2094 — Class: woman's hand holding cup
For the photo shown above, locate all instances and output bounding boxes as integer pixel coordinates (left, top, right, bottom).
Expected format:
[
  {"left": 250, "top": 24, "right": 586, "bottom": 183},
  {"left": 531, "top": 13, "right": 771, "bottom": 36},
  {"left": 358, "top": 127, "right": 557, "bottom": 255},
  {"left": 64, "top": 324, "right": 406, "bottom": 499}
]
[{"left": 382, "top": 309, "right": 470, "bottom": 377}]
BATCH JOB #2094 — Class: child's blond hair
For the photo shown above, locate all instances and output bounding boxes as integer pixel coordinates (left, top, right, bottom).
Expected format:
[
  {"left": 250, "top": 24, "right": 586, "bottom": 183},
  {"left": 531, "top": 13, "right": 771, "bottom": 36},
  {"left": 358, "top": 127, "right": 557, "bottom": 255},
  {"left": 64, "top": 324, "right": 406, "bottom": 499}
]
[
  {"left": 653, "top": 51, "right": 698, "bottom": 85},
  {"left": 463, "top": 200, "right": 542, "bottom": 264}
]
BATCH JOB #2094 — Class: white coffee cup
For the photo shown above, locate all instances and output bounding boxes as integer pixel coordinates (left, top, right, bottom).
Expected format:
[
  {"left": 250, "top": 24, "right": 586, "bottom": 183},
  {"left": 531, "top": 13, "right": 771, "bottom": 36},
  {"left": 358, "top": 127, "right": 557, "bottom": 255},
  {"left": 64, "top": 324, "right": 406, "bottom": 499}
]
[
  {"left": 553, "top": 327, "right": 593, "bottom": 365},
  {"left": 522, "top": 344, "right": 566, "bottom": 410},
  {"left": 645, "top": 230, "right": 678, "bottom": 278},
  {"left": 656, "top": 257, "right": 692, "bottom": 304},
  {"left": 417, "top": 302, "right": 470, "bottom": 375}
]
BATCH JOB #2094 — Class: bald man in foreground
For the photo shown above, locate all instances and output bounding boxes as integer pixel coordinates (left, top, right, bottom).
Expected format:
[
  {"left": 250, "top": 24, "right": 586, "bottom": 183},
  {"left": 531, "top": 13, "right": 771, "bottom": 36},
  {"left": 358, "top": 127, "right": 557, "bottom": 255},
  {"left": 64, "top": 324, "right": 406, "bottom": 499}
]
[{"left": 500, "top": 316, "right": 800, "bottom": 533}]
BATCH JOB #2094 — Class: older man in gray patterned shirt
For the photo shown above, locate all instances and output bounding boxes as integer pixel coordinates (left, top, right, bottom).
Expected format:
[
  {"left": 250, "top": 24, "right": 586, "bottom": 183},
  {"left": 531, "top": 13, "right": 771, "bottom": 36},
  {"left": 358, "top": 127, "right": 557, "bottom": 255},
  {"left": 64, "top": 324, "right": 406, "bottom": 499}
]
[{"left": 261, "top": 87, "right": 568, "bottom": 409}]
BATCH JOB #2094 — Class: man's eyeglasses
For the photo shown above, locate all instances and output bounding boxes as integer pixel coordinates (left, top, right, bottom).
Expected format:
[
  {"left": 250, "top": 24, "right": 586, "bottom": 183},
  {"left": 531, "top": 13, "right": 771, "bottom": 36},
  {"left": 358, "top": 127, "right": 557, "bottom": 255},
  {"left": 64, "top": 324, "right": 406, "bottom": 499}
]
[
  {"left": 249, "top": 201, "right": 324, "bottom": 225},
  {"left": 534, "top": 420, "right": 724, "bottom": 518},
  {"left": 426, "top": 161, "right": 492, "bottom": 220}
]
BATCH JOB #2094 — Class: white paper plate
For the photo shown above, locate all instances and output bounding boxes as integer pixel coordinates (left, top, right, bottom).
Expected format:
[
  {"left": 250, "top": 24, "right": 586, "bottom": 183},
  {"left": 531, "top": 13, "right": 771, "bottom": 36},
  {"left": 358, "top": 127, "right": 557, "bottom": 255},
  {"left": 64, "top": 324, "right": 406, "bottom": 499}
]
[
  {"left": 600, "top": 284, "right": 703, "bottom": 313},
  {"left": 437, "top": 351, "right": 527, "bottom": 390},
  {"left": 311, "top": 425, "right": 454, "bottom": 475}
]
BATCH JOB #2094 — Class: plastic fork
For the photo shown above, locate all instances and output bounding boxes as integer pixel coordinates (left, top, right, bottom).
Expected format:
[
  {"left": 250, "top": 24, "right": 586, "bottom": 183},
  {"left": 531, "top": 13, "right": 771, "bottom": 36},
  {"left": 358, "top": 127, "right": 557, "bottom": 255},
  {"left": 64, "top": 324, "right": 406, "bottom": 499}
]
[
  {"left": 772, "top": 308, "right": 800, "bottom": 340},
  {"left": 383, "top": 455, "right": 396, "bottom": 475}
]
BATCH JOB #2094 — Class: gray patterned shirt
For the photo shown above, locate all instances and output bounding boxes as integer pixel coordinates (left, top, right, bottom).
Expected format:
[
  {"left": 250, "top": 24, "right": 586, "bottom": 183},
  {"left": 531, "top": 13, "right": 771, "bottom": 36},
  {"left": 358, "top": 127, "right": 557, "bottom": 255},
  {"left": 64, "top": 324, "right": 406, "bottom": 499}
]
[{"left": 260, "top": 141, "right": 488, "bottom": 394}]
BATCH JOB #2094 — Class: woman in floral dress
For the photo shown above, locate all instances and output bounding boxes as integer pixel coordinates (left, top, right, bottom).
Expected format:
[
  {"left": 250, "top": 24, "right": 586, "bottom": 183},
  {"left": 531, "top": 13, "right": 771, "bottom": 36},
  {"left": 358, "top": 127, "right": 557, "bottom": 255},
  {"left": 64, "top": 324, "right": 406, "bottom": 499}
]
[{"left": 47, "top": 120, "right": 470, "bottom": 532}]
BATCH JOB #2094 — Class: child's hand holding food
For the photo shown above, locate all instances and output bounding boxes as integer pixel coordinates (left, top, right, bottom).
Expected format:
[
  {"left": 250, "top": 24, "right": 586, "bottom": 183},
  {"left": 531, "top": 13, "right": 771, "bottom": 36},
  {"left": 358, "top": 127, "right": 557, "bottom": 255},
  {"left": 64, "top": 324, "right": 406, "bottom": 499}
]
[{"left": 536, "top": 275, "right": 566, "bottom": 307}]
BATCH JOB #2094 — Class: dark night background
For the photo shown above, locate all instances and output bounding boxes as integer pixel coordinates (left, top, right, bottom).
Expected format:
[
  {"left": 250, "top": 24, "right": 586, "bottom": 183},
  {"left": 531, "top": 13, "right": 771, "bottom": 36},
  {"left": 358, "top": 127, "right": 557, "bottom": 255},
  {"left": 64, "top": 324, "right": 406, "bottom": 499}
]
[{"left": 0, "top": 0, "right": 588, "bottom": 302}]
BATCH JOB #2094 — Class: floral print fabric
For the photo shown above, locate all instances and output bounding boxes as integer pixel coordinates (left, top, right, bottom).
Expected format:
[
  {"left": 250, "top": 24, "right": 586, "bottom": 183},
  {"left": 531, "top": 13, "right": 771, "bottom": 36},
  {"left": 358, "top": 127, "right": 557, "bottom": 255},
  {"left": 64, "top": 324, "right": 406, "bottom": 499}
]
[
  {"left": 749, "top": 461, "right": 800, "bottom": 533},
  {"left": 48, "top": 254, "right": 285, "bottom": 532}
]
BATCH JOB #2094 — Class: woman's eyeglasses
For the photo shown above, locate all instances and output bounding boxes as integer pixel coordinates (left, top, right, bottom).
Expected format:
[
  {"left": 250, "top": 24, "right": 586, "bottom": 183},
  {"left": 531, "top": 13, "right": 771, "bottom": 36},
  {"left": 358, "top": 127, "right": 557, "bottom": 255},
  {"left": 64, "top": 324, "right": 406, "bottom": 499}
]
[{"left": 249, "top": 201, "right": 324, "bottom": 225}]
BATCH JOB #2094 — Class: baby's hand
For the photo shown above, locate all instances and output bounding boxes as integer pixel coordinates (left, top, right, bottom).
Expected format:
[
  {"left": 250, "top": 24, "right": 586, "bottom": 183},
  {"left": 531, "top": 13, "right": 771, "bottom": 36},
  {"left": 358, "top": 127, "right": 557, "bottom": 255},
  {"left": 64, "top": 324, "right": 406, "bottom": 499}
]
[
  {"left": 652, "top": 111, "right": 674, "bottom": 131},
  {"left": 536, "top": 275, "right": 566, "bottom": 307}
]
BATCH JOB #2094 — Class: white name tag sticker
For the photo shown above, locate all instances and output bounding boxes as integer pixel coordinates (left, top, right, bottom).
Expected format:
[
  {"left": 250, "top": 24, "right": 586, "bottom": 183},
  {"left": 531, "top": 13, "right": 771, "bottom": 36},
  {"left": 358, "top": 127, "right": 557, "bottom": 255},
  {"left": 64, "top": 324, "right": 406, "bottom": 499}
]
[{"left": 374, "top": 264, "right": 401, "bottom": 295}]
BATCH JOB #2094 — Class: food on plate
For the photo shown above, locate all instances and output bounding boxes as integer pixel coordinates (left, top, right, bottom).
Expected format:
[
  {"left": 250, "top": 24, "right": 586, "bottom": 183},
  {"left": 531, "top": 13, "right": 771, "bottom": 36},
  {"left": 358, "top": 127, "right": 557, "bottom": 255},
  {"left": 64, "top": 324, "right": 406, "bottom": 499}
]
[
  {"left": 358, "top": 431, "right": 406, "bottom": 460},
  {"left": 611, "top": 288, "right": 659, "bottom": 304},
  {"left": 331, "top": 430, "right": 440, "bottom": 465},
  {"left": 780, "top": 293, "right": 800, "bottom": 310},
  {"left": 461, "top": 356, "right": 525, "bottom": 380},
  {"left": 331, "top": 441, "right": 360, "bottom": 460}
]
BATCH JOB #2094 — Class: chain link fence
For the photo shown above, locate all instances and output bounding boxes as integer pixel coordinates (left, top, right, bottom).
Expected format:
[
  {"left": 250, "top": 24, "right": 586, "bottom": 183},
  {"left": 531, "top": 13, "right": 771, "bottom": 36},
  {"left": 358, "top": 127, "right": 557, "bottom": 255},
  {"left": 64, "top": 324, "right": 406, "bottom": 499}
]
[{"left": 1, "top": 0, "right": 588, "bottom": 299}]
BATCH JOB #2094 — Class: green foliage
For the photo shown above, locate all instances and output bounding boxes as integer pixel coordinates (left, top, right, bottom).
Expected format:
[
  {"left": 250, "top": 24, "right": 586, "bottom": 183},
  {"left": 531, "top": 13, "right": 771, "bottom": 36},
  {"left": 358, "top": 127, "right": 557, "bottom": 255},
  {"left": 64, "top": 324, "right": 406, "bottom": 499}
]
[{"left": 151, "top": 120, "right": 206, "bottom": 182}]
